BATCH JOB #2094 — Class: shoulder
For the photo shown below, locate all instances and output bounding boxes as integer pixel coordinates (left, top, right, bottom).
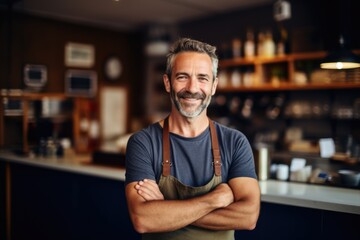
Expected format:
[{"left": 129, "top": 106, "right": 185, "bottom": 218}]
[
  {"left": 127, "top": 122, "right": 162, "bottom": 152},
  {"left": 213, "top": 121, "right": 247, "bottom": 140},
  {"left": 129, "top": 122, "right": 162, "bottom": 142}
]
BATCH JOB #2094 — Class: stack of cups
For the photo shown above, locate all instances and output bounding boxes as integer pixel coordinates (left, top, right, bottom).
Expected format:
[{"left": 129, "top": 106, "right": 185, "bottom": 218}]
[{"left": 276, "top": 164, "right": 289, "bottom": 181}]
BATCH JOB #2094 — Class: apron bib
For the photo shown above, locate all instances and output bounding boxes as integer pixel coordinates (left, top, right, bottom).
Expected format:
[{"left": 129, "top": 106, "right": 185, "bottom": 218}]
[{"left": 142, "top": 117, "right": 234, "bottom": 240}]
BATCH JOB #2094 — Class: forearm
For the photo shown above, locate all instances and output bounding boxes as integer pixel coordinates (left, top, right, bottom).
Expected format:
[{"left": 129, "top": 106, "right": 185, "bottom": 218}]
[
  {"left": 193, "top": 177, "right": 261, "bottom": 231},
  {"left": 126, "top": 182, "right": 233, "bottom": 233},
  {"left": 132, "top": 197, "right": 218, "bottom": 233},
  {"left": 192, "top": 198, "right": 260, "bottom": 231}
]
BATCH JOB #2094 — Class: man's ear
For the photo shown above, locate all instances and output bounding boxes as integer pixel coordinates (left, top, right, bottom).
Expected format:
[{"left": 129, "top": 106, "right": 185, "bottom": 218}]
[
  {"left": 211, "top": 77, "right": 218, "bottom": 96},
  {"left": 163, "top": 74, "right": 171, "bottom": 93}
]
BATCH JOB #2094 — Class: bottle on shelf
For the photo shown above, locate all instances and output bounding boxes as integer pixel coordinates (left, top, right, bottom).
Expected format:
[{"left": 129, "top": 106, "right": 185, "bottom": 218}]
[
  {"left": 277, "top": 41, "right": 285, "bottom": 56},
  {"left": 263, "top": 31, "right": 275, "bottom": 57},
  {"left": 244, "top": 30, "right": 255, "bottom": 58},
  {"left": 232, "top": 38, "right": 242, "bottom": 58},
  {"left": 230, "top": 69, "right": 242, "bottom": 87},
  {"left": 257, "top": 31, "right": 265, "bottom": 57},
  {"left": 276, "top": 25, "right": 288, "bottom": 56},
  {"left": 217, "top": 70, "right": 229, "bottom": 88}
]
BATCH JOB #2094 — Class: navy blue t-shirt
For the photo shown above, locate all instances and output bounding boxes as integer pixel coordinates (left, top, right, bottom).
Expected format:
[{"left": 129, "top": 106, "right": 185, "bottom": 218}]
[{"left": 125, "top": 120, "right": 256, "bottom": 187}]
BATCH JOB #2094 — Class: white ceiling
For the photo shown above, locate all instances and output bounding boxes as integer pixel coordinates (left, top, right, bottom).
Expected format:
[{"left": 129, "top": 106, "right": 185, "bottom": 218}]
[{"left": 11, "top": 0, "right": 273, "bottom": 30}]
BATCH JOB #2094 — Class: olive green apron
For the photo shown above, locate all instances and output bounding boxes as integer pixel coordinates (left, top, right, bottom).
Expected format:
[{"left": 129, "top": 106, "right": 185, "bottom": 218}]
[{"left": 142, "top": 117, "right": 234, "bottom": 240}]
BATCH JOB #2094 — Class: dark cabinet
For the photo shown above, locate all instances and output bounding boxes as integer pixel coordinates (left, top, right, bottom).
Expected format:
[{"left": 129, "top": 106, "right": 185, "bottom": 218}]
[
  {"left": 2, "top": 161, "right": 359, "bottom": 240},
  {"left": 5, "top": 163, "right": 140, "bottom": 240},
  {"left": 236, "top": 202, "right": 360, "bottom": 239}
]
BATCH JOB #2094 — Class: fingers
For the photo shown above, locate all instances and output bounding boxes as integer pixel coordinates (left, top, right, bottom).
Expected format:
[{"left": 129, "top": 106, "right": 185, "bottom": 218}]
[
  {"left": 135, "top": 179, "right": 164, "bottom": 201},
  {"left": 214, "top": 183, "right": 235, "bottom": 207}
]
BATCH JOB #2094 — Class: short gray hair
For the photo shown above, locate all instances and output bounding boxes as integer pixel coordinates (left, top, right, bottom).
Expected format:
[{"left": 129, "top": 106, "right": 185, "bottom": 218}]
[{"left": 165, "top": 38, "right": 218, "bottom": 81}]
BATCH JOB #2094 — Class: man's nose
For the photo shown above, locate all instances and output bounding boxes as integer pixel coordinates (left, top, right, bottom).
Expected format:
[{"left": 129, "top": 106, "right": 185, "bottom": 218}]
[{"left": 185, "top": 77, "right": 199, "bottom": 93}]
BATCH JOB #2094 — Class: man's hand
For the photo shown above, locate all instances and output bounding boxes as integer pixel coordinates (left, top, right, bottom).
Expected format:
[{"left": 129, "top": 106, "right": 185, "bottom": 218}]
[
  {"left": 127, "top": 178, "right": 258, "bottom": 233},
  {"left": 135, "top": 179, "right": 234, "bottom": 208},
  {"left": 211, "top": 183, "right": 234, "bottom": 208},
  {"left": 135, "top": 179, "right": 164, "bottom": 201},
  {"left": 192, "top": 177, "right": 260, "bottom": 231}
]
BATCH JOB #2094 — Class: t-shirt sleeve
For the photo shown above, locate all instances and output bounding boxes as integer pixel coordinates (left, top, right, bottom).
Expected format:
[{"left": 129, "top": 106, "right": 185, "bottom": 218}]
[
  {"left": 125, "top": 131, "right": 157, "bottom": 185},
  {"left": 228, "top": 132, "right": 257, "bottom": 180}
]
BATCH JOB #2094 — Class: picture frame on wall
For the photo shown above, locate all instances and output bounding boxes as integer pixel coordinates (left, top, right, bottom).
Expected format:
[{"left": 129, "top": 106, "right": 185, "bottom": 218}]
[
  {"left": 23, "top": 64, "right": 47, "bottom": 90},
  {"left": 65, "top": 42, "right": 95, "bottom": 68},
  {"left": 100, "top": 86, "right": 128, "bottom": 141},
  {"left": 65, "top": 69, "right": 97, "bottom": 97}
]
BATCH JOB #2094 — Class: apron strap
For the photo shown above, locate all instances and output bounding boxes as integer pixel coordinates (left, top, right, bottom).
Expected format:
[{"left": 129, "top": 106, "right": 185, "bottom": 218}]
[
  {"left": 162, "top": 117, "right": 171, "bottom": 176},
  {"left": 162, "top": 117, "right": 222, "bottom": 177},
  {"left": 209, "top": 119, "right": 221, "bottom": 176}
]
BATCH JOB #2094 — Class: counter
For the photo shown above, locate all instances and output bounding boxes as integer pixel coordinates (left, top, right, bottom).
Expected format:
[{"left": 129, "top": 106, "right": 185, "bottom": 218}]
[
  {"left": 0, "top": 151, "right": 125, "bottom": 181},
  {"left": 1, "top": 150, "right": 360, "bottom": 240},
  {"left": 0, "top": 151, "right": 136, "bottom": 240},
  {"left": 259, "top": 180, "right": 360, "bottom": 215},
  {"left": 1, "top": 151, "right": 359, "bottom": 215}
]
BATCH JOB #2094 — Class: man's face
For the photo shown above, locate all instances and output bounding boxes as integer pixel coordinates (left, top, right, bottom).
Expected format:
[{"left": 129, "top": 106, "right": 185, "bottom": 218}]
[{"left": 164, "top": 52, "right": 218, "bottom": 118}]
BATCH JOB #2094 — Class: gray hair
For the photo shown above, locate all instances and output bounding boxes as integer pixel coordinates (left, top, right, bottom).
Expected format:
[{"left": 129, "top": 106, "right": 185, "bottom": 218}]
[{"left": 165, "top": 38, "right": 219, "bottom": 81}]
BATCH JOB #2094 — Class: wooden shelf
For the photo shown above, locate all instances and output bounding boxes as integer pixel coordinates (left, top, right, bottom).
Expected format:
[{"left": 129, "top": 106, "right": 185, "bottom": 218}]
[
  {"left": 217, "top": 81, "right": 360, "bottom": 92},
  {"left": 218, "top": 50, "right": 360, "bottom": 92},
  {"left": 0, "top": 93, "right": 95, "bottom": 154},
  {"left": 219, "top": 50, "right": 360, "bottom": 67},
  {"left": 219, "top": 51, "right": 327, "bottom": 67}
]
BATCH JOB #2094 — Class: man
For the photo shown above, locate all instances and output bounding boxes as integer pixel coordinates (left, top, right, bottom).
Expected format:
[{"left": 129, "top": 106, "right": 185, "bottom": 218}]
[{"left": 125, "top": 38, "right": 260, "bottom": 240}]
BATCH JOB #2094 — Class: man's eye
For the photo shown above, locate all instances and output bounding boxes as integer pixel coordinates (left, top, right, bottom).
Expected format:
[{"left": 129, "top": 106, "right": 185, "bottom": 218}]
[{"left": 177, "top": 75, "right": 187, "bottom": 80}]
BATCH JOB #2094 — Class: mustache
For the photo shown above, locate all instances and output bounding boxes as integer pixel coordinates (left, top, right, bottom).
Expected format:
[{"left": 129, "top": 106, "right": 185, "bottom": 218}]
[{"left": 177, "top": 90, "right": 206, "bottom": 100}]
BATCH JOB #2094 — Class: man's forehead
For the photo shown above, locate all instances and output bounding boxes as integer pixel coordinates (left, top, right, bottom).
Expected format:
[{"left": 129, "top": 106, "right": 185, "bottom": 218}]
[{"left": 173, "top": 52, "right": 212, "bottom": 71}]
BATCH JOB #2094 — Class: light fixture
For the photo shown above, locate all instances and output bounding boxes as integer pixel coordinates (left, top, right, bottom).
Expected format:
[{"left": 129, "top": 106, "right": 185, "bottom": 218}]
[
  {"left": 320, "top": 0, "right": 360, "bottom": 70},
  {"left": 320, "top": 35, "right": 360, "bottom": 69}
]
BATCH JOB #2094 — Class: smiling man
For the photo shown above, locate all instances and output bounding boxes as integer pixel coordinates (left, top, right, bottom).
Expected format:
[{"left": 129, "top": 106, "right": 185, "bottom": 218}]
[{"left": 125, "top": 38, "right": 260, "bottom": 240}]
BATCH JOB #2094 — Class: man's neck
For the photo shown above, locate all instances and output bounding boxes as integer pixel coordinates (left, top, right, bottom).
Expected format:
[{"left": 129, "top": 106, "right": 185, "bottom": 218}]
[{"left": 167, "top": 111, "right": 209, "bottom": 138}]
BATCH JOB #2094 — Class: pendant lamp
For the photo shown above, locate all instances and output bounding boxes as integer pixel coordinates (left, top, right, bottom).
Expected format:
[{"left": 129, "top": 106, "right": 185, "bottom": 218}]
[
  {"left": 320, "top": 35, "right": 360, "bottom": 70},
  {"left": 320, "top": 0, "right": 360, "bottom": 70}
]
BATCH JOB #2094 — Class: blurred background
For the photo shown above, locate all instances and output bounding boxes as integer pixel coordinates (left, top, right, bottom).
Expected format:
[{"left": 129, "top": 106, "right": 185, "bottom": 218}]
[
  {"left": 1, "top": 0, "right": 360, "bottom": 154},
  {"left": 1, "top": 0, "right": 360, "bottom": 239}
]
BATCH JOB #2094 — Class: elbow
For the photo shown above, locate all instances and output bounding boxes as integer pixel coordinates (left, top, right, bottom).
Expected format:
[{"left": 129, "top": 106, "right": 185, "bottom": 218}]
[
  {"left": 237, "top": 214, "right": 258, "bottom": 231},
  {"left": 246, "top": 219, "right": 257, "bottom": 231},
  {"left": 130, "top": 214, "right": 150, "bottom": 234},
  {"left": 245, "top": 196, "right": 260, "bottom": 231},
  {"left": 131, "top": 212, "right": 167, "bottom": 234},
  {"left": 245, "top": 206, "right": 260, "bottom": 231},
  {"left": 237, "top": 204, "right": 260, "bottom": 231},
  {"left": 236, "top": 216, "right": 258, "bottom": 231}
]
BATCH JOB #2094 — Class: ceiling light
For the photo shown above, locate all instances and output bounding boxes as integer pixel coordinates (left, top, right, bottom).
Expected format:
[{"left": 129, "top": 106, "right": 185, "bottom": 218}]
[{"left": 320, "top": 36, "right": 360, "bottom": 70}]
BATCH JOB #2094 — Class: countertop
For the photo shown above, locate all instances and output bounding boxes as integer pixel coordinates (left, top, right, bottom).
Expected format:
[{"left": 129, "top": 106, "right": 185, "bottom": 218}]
[
  {"left": 259, "top": 180, "right": 360, "bottom": 214},
  {"left": 1, "top": 151, "right": 359, "bottom": 215},
  {"left": 0, "top": 151, "right": 126, "bottom": 181}
]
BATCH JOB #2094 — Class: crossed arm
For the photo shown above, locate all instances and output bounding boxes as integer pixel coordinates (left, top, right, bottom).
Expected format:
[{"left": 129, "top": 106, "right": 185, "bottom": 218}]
[{"left": 125, "top": 177, "right": 260, "bottom": 234}]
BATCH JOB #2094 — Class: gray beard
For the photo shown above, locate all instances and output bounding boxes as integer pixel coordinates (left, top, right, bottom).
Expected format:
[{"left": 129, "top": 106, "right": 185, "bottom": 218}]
[{"left": 171, "top": 89, "right": 212, "bottom": 118}]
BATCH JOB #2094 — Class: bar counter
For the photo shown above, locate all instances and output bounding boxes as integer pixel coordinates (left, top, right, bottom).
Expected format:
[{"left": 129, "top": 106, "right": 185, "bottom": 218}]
[
  {"left": 1, "top": 150, "right": 360, "bottom": 239},
  {"left": 0, "top": 150, "right": 359, "bottom": 215}
]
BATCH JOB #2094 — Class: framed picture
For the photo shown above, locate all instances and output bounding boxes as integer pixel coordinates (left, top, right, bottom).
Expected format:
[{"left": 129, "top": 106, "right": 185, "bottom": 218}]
[
  {"left": 65, "top": 42, "right": 95, "bottom": 68},
  {"left": 65, "top": 69, "right": 97, "bottom": 97},
  {"left": 100, "top": 86, "right": 128, "bottom": 141},
  {"left": 23, "top": 64, "right": 47, "bottom": 89}
]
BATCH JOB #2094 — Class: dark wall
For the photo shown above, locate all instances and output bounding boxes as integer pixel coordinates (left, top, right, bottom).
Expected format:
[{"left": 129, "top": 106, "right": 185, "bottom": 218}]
[
  {"left": 178, "top": 0, "right": 360, "bottom": 54},
  {"left": 0, "top": 11, "right": 144, "bottom": 117},
  {"left": 2, "top": 0, "right": 360, "bottom": 120}
]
